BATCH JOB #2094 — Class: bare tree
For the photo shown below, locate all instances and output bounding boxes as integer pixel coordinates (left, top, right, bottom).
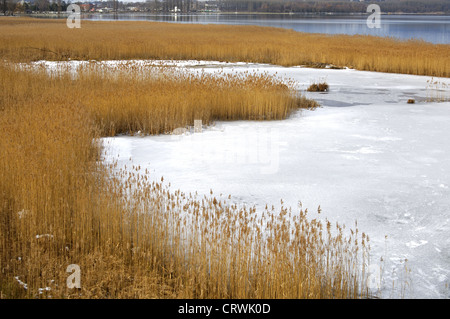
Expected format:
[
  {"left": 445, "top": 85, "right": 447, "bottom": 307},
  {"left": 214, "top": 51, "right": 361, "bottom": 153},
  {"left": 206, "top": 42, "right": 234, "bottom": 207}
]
[
  {"left": 36, "top": 0, "right": 50, "bottom": 12},
  {"left": 8, "top": 0, "right": 18, "bottom": 13},
  {"left": 2, "top": 0, "right": 7, "bottom": 15},
  {"left": 2, "top": 0, "right": 19, "bottom": 15}
]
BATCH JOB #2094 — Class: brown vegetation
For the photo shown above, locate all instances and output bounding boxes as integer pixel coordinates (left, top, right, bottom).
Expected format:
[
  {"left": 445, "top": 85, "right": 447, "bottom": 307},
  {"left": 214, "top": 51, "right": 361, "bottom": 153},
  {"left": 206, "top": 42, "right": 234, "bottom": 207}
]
[
  {"left": 0, "top": 62, "right": 372, "bottom": 299},
  {"left": 0, "top": 17, "right": 449, "bottom": 77},
  {"left": 307, "top": 82, "right": 330, "bottom": 92}
]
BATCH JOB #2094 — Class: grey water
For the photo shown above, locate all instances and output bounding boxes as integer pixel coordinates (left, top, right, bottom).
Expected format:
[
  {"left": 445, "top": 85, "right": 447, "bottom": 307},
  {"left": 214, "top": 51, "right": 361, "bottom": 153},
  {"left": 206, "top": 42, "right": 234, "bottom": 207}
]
[{"left": 81, "top": 13, "right": 450, "bottom": 44}]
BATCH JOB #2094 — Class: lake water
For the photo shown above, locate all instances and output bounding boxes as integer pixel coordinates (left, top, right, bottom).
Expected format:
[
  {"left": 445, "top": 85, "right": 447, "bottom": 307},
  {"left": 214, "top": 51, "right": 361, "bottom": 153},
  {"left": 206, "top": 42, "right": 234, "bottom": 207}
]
[{"left": 82, "top": 13, "right": 450, "bottom": 44}]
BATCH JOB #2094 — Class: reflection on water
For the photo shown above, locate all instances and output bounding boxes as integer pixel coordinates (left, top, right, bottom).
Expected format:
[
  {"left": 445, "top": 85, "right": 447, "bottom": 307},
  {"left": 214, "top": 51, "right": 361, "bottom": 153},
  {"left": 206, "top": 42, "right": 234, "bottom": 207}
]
[{"left": 79, "top": 13, "right": 450, "bottom": 44}]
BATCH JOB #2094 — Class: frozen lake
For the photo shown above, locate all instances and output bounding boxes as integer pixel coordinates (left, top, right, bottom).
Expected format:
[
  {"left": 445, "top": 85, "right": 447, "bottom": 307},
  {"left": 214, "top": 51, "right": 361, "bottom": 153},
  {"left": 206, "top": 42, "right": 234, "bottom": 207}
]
[{"left": 100, "top": 61, "right": 450, "bottom": 298}]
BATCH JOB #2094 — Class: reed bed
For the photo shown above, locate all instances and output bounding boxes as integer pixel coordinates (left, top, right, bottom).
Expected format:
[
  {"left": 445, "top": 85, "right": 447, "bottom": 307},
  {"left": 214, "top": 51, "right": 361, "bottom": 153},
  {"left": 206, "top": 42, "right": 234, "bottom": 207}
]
[
  {"left": 307, "top": 82, "right": 330, "bottom": 92},
  {"left": 0, "top": 17, "right": 449, "bottom": 77},
  {"left": 16, "top": 61, "right": 317, "bottom": 135},
  {"left": 0, "top": 61, "right": 371, "bottom": 299}
]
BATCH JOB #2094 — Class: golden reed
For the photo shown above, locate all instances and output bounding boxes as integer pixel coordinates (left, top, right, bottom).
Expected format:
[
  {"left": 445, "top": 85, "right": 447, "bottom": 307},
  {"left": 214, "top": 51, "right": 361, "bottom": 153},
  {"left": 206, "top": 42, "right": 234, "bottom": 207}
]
[
  {"left": 0, "top": 17, "right": 449, "bottom": 77},
  {"left": 0, "top": 61, "right": 373, "bottom": 298}
]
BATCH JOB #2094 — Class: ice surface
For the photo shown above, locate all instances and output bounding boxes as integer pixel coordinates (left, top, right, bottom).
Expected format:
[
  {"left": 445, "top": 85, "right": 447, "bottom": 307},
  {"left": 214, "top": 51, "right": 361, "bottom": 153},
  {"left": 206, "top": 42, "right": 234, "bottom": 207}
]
[{"left": 97, "top": 61, "right": 450, "bottom": 298}]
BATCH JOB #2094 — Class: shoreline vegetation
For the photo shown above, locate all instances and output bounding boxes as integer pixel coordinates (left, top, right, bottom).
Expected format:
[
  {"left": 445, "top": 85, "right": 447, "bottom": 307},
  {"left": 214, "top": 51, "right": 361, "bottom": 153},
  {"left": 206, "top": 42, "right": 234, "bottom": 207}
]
[
  {"left": 0, "top": 17, "right": 449, "bottom": 77},
  {"left": 0, "top": 60, "right": 374, "bottom": 299}
]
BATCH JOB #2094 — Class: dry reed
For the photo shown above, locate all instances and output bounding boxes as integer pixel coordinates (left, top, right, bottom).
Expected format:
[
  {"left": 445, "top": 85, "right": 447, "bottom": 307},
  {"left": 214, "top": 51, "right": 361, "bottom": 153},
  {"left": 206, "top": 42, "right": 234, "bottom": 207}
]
[
  {"left": 307, "top": 82, "right": 330, "bottom": 92},
  {"left": 1, "top": 59, "right": 371, "bottom": 299},
  {"left": 0, "top": 17, "right": 448, "bottom": 77}
]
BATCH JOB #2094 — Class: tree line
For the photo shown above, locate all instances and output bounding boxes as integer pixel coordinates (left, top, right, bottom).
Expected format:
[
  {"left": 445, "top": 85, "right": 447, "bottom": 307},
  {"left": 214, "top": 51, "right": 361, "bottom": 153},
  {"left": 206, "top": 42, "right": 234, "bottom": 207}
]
[
  {"left": 2, "top": 0, "right": 70, "bottom": 15},
  {"left": 2, "top": 0, "right": 449, "bottom": 15},
  {"left": 220, "top": 0, "right": 449, "bottom": 14}
]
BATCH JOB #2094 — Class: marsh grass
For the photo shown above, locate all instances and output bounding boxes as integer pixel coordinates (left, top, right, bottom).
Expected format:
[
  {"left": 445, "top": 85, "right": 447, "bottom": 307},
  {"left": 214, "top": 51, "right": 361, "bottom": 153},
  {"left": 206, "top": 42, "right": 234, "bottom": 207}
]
[
  {"left": 1, "top": 61, "right": 371, "bottom": 299},
  {"left": 19, "top": 61, "right": 317, "bottom": 135},
  {"left": 307, "top": 82, "right": 329, "bottom": 92},
  {"left": 426, "top": 78, "right": 449, "bottom": 102},
  {"left": 0, "top": 17, "right": 449, "bottom": 77}
]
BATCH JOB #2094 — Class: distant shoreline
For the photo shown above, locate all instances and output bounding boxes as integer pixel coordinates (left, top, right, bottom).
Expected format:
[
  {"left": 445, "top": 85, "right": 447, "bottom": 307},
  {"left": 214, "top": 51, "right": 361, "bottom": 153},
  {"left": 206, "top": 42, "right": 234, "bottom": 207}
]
[{"left": 8, "top": 11, "right": 450, "bottom": 18}]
